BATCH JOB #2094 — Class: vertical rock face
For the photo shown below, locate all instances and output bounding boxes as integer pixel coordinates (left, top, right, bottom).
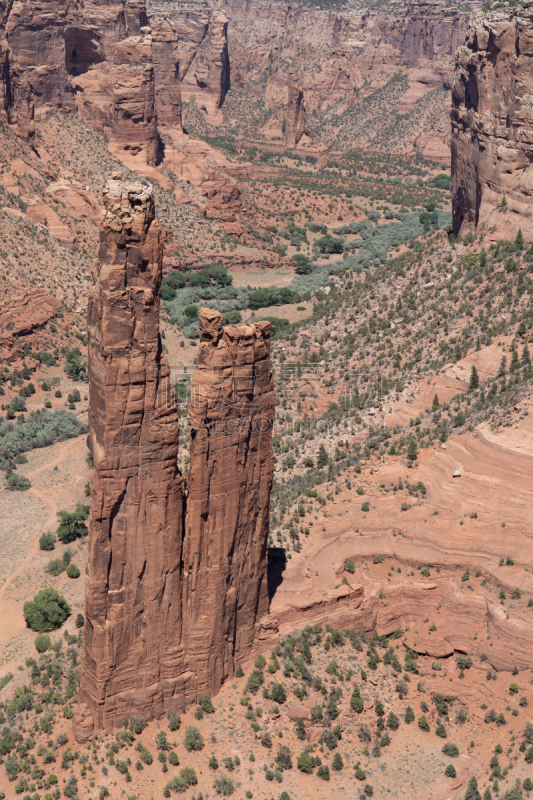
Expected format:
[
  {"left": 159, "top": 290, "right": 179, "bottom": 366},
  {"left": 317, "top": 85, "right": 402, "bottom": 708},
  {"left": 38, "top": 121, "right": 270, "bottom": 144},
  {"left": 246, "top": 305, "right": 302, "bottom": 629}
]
[
  {"left": 451, "top": 8, "right": 533, "bottom": 240},
  {"left": 0, "top": 0, "right": 159, "bottom": 163},
  {"left": 79, "top": 192, "right": 275, "bottom": 738},
  {"left": 151, "top": 14, "right": 182, "bottom": 130},
  {"left": 175, "top": 8, "right": 230, "bottom": 123},
  {"left": 284, "top": 69, "right": 308, "bottom": 147},
  {"left": 77, "top": 179, "right": 185, "bottom": 737},
  {"left": 184, "top": 309, "right": 275, "bottom": 699}
]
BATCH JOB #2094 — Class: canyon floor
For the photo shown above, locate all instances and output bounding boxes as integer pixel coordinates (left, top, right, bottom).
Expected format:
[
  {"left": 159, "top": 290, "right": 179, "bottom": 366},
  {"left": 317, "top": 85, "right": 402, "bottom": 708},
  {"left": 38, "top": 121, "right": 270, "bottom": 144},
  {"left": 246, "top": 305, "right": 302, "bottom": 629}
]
[{"left": 1, "top": 92, "right": 533, "bottom": 800}]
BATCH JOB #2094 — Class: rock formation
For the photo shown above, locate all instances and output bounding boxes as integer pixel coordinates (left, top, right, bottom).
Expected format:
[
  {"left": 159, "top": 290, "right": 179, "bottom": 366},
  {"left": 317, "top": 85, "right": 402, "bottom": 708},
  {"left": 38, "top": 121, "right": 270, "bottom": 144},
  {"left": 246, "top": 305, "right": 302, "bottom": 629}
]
[
  {"left": 177, "top": 8, "right": 230, "bottom": 123},
  {"left": 78, "top": 182, "right": 274, "bottom": 738},
  {"left": 184, "top": 309, "right": 275, "bottom": 697},
  {"left": 451, "top": 7, "right": 533, "bottom": 240},
  {"left": 77, "top": 178, "right": 185, "bottom": 737},
  {"left": 151, "top": 14, "right": 182, "bottom": 130},
  {"left": 284, "top": 70, "right": 308, "bottom": 147},
  {"left": 0, "top": 0, "right": 159, "bottom": 164}
]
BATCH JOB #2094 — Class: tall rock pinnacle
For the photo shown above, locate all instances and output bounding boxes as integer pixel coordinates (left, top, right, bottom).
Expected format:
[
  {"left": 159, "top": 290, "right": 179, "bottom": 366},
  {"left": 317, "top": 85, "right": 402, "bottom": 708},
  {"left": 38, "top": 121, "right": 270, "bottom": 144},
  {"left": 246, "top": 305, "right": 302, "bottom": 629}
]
[
  {"left": 76, "top": 179, "right": 185, "bottom": 739},
  {"left": 77, "top": 185, "right": 274, "bottom": 740},
  {"left": 184, "top": 309, "right": 275, "bottom": 698}
]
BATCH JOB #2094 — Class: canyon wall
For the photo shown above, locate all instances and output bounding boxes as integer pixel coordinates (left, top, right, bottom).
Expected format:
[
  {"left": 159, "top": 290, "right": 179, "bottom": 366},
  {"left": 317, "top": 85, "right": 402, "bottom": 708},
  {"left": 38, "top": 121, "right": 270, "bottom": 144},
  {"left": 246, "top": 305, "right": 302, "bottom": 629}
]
[
  {"left": 451, "top": 7, "right": 533, "bottom": 240},
  {"left": 0, "top": 0, "right": 159, "bottom": 164},
  {"left": 77, "top": 181, "right": 274, "bottom": 738}
]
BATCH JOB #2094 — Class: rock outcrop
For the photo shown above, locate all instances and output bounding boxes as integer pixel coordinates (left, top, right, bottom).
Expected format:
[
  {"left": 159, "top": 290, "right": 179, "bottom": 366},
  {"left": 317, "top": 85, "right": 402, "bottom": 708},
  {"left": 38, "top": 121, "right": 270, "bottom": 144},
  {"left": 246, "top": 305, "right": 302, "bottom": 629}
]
[
  {"left": 0, "top": 0, "right": 159, "bottom": 164},
  {"left": 151, "top": 14, "right": 182, "bottom": 130},
  {"left": 184, "top": 308, "right": 275, "bottom": 697},
  {"left": 77, "top": 179, "right": 185, "bottom": 736},
  {"left": 451, "top": 8, "right": 533, "bottom": 240},
  {"left": 78, "top": 183, "right": 274, "bottom": 738},
  {"left": 284, "top": 70, "right": 308, "bottom": 147},
  {"left": 0, "top": 291, "right": 61, "bottom": 344}
]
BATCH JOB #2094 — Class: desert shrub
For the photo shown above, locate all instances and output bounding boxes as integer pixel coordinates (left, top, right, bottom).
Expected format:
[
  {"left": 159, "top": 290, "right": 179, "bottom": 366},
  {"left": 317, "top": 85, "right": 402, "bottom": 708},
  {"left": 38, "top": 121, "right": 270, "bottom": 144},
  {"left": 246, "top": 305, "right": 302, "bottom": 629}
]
[
  {"left": 442, "top": 743, "right": 460, "bottom": 758},
  {"left": 184, "top": 726, "right": 204, "bottom": 751},
  {"left": 23, "top": 588, "right": 70, "bottom": 631},
  {"left": 39, "top": 532, "right": 55, "bottom": 551},
  {"left": 34, "top": 634, "right": 52, "bottom": 653},
  {"left": 246, "top": 669, "right": 264, "bottom": 694},
  {"left": 66, "top": 563, "right": 80, "bottom": 579},
  {"left": 198, "top": 694, "right": 215, "bottom": 713},
  {"left": 213, "top": 773, "right": 234, "bottom": 796},
  {"left": 5, "top": 474, "right": 31, "bottom": 491},
  {"left": 317, "top": 765, "right": 330, "bottom": 781},
  {"left": 445, "top": 764, "right": 456, "bottom": 777}
]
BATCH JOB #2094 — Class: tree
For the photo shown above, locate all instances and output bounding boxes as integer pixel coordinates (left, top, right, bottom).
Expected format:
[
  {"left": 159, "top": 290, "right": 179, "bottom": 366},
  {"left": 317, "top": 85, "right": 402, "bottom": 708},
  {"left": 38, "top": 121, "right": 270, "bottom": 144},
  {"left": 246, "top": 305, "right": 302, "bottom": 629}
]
[
  {"left": 317, "top": 765, "right": 330, "bottom": 781},
  {"left": 469, "top": 365, "right": 480, "bottom": 392},
  {"left": 298, "top": 750, "right": 314, "bottom": 772},
  {"left": 351, "top": 688, "right": 364, "bottom": 713},
  {"left": 515, "top": 228, "right": 524, "bottom": 249},
  {"left": 270, "top": 683, "right": 286, "bottom": 704},
  {"left": 375, "top": 700, "right": 384, "bottom": 717},
  {"left": 465, "top": 776, "right": 481, "bottom": 800},
  {"left": 317, "top": 444, "right": 329, "bottom": 469},
  {"left": 255, "top": 653, "right": 266, "bottom": 669},
  {"left": 184, "top": 726, "right": 204, "bottom": 752},
  {"left": 510, "top": 346, "right": 521, "bottom": 373},
  {"left": 432, "top": 394, "right": 439, "bottom": 411},
  {"left": 521, "top": 343, "right": 531, "bottom": 367},
  {"left": 387, "top": 712, "right": 399, "bottom": 730},
  {"left": 213, "top": 774, "right": 234, "bottom": 796},
  {"left": 445, "top": 764, "right": 456, "bottom": 777},
  {"left": 332, "top": 752, "right": 344, "bottom": 771},
  {"left": 23, "top": 588, "right": 70, "bottom": 631},
  {"left": 66, "top": 564, "right": 80, "bottom": 579},
  {"left": 498, "top": 356, "right": 507, "bottom": 377},
  {"left": 75, "top": 613, "right": 84, "bottom": 629},
  {"left": 39, "top": 532, "right": 56, "bottom": 551},
  {"left": 275, "top": 744, "right": 292, "bottom": 771},
  {"left": 56, "top": 504, "right": 90, "bottom": 543},
  {"left": 407, "top": 438, "right": 418, "bottom": 461},
  {"left": 405, "top": 706, "right": 415, "bottom": 723},
  {"left": 295, "top": 718, "right": 306, "bottom": 740},
  {"left": 198, "top": 695, "right": 215, "bottom": 713}
]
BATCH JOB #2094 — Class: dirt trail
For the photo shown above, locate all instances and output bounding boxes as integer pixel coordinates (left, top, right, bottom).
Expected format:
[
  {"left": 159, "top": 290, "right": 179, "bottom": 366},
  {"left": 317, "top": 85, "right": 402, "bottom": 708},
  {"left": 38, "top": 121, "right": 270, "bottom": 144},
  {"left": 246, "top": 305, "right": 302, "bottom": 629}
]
[{"left": 0, "top": 437, "right": 82, "bottom": 650}]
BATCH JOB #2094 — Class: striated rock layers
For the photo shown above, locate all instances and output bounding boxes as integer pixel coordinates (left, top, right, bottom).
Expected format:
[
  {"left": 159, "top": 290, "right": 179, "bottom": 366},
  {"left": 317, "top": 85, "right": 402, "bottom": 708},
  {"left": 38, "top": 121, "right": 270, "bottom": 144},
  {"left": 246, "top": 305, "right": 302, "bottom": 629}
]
[
  {"left": 77, "top": 178, "right": 185, "bottom": 736},
  {"left": 77, "top": 180, "right": 274, "bottom": 738},
  {"left": 0, "top": 0, "right": 159, "bottom": 164},
  {"left": 284, "top": 70, "right": 308, "bottom": 147},
  {"left": 451, "top": 8, "right": 533, "bottom": 240},
  {"left": 185, "top": 308, "right": 275, "bottom": 697}
]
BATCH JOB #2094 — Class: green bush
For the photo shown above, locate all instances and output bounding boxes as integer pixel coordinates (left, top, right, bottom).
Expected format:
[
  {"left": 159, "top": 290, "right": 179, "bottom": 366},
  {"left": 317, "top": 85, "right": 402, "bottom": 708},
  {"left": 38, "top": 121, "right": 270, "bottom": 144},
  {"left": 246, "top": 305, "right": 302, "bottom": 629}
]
[
  {"left": 418, "top": 715, "right": 430, "bottom": 731},
  {"left": 213, "top": 773, "right": 234, "bottom": 796},
  {"left": 56, "top": 503, "right": 90, "bottom": 543},
  {"left": 442, "top": 743, "right": 460, "bottom": 758},
  {"left": 34, "top": 634, "right": 52, "bottom": 653},
  {"left": 297, "top": 752, "right": 314, "bottom": 773},
  {"left": 23, "top": 588, "right": 70, "bottom": 631},
  {"left": 39, "top": 532, "right": 55, "bottom": 551},
  {"left": 445, "top": 764, "right": 456, "bottom": 777},
  {"left": 184, "top": 726, "right": 204, "bottom": 752},
  {"left": 5, "top": 474, "right": 31, "bottom": 491},
  {"left": 245, "top": 669, "right": 264, "bottom": 694},
  {"left": 66, "top": 563, "right": 80, "bottom": 579},
  {"left": 198, "top": 694, "right": 215, "bottom": 713}
]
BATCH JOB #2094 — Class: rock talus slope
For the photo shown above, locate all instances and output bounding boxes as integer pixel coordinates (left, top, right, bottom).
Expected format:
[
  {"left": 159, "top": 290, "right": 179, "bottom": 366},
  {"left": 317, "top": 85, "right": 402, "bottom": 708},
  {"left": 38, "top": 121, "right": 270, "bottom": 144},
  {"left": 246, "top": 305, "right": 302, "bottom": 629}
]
[
  {"left": 184, "top": 308, "right": 275, "bottom": 697},
  {"left": 76, "top": 179, "right": 185, "bottom": 739},
  {"left": 451, "top": 6, "right": 533, "bottom": 239}
]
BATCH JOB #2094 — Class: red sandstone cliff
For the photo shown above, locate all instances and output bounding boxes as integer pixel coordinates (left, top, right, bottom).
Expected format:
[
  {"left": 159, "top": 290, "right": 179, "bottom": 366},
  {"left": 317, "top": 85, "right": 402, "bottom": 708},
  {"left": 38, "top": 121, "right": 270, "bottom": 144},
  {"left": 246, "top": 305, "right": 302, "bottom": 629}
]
[
  {"left": 184, "top": 308, "right": 275, "bottom": 696},
  {"left": 451, "top": 8, "right": 533, "bottom": 240},
  {"left": 0, "top": 0, "right": 159, "bottom": 164},
  {"left": 76, "top": 178, "right": 185, "bottom": 738}
]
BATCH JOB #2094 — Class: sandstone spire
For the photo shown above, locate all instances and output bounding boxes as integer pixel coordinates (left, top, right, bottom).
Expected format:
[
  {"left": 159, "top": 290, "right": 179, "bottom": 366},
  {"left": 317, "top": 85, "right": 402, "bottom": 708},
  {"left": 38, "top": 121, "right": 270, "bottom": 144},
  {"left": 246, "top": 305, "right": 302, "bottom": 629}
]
[
  {"left": 76, "top": 179, "right": 185, "bottom": 739},
  {"left": 77, "top": 187, "right": 274, "bottom": 740},
  {"left": 183, "top": 309, "right": 275, "bottom": 699}
]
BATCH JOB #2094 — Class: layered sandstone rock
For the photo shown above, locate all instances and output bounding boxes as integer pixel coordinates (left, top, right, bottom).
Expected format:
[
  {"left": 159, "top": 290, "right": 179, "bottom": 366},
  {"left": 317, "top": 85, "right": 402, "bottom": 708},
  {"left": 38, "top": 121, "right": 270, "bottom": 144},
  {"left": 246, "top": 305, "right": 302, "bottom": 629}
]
[
  {"left": 178, "top": 9, "right": 230, "bottom": 123},
  {"left": 77, "top": 179, "right": 185, "bottom": 737},
  {"left": 0, "top": 0, "right": 159, "bottom": 164},
  {"left": 451, "top": 8, "right": 533, "bottom": 239},
  {"left": 284, "top": 70, "right": 308, "bottom": 147},
  {"left": 184, "top": 308, "right": 275, "bottom": 697},
  {"left": 78, "top": 185, "right": 274, "bottom": 738},
  {"left": 151, "top": 14, "right": 182, "bottom": 130}
]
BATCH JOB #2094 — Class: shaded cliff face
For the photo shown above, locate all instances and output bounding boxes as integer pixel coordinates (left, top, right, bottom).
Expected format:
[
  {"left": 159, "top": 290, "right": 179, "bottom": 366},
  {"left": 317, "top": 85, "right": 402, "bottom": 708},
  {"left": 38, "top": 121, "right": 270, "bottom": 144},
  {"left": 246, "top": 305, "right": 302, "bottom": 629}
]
[
  {"left": 451, "top": 8, "right": 533, "bottom": 239},
  {"left": 0, "top": 0, "right": 159, "bottom": 164},
  {"left": 284, "top": 69, "right": 308, "bottom": 147},
  {"left": 78, "top": 188, "right": 274, "bottom": 738},
  {"left": 76, "top": 179, "right": 185, "bottom": 737},
  {"left": 185, "top": 308, "right": 275, "bottom": 697}
]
